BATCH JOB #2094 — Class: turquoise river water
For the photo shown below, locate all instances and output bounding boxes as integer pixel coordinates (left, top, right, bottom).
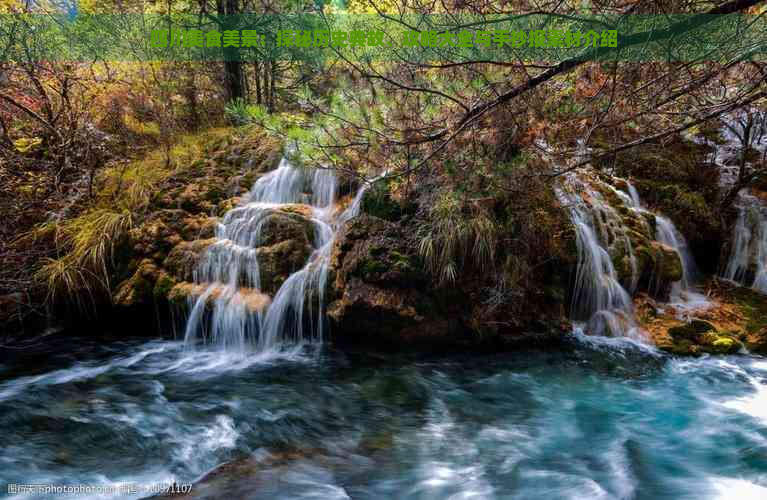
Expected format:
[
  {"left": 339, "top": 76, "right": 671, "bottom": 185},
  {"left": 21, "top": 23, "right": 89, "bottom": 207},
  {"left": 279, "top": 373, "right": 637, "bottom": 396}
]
[{"left": 0, "top": 335, "right": 766, "bottom": 499}]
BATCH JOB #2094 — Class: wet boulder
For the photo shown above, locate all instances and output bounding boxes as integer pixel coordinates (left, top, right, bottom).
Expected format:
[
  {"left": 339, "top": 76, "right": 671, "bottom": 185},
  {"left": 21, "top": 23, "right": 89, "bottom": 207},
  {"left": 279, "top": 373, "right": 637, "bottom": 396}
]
[
  {"left": 256, "top": 239, "right": 313, "bottom": 295},
  {"left": 327, "top": 214, "right": 455, "bottom": 346},
  {"left": 180, "top": 215, "right": 218, "bottom": 241},
  {"left": 168, "top": 282, "right": 270, "bottom": 313},
  {"left": 250, "top": 210, "right": 316, "bottom": 295},
  {"left": 668, "top": 319, "right": 717, "bottom": 340},
  {"left": 163, "top": 238, "right": 217, "bottom": 282},
  {"left": 128, "top": 219, "right": 178, "bottom": 258},
  {"left": 652, "top": 241, "right": 684, "bottom": 282},
  {"left": 659, "top": 319, "right": 743, "bottom": 355},
  {"left": 113, "top": 259, "right": 161, "bottom": 307},
  {"left": 256, "top": 211, "right": 314, "bottom": 248}
]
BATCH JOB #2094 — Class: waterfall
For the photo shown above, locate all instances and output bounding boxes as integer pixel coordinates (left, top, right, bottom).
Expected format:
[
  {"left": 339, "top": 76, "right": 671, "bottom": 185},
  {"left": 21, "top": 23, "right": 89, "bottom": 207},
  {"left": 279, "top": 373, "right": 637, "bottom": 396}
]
[
  {"left": 183, "top": 156, "right": 373, "bottom": 354},
  {"left": 655, "top": 214, "right": 711, "bottom": 313},
  {"left": 558, "top": 172, "right": 712, "bottom": 338},
  {"left": 556, "top": 172, "right": 644, "bottom": 340},
  {"left": 723, "top": 193, "right": 767, "bottom": 293},
  {"left": 612, "top": 175, "right": 708, "bottom": 310},
  {"left": 706, "top": 109, "right": 767, "bottom": 294}
]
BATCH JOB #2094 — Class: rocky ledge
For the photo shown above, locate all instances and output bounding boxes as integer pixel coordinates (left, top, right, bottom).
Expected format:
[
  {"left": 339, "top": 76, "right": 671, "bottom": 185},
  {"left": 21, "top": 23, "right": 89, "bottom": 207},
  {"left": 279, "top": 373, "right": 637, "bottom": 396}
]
[{"left": 30, "top": 129, "right": 767, "bottom": 356}]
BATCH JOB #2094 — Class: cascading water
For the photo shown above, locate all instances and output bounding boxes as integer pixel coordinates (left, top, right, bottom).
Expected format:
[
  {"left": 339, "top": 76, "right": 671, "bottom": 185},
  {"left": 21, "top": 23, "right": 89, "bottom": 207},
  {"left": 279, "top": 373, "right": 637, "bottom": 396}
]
[
  {"left": 655, "top": 214, "right": 711, "bottom": 314},
  {"left": 556, "top": 172, "right": 644, "bottom": 340},
  {"left": 258, "top": 173, "right": 372, "bottom": 348},
  {"left": 610, "top": 178, "right": 708, "bottom": 310},
  {"left": 708, "top": 109, "right": 767, "bottom": 293},
  {"left": 183, "top": 157, "right": 373, "bottom": 354},
  {"left": 558, "top": 172, "right": 711, "bottom": 339},
  {"left": 722, "top": 193, "right": 767, "bottom": 293}
]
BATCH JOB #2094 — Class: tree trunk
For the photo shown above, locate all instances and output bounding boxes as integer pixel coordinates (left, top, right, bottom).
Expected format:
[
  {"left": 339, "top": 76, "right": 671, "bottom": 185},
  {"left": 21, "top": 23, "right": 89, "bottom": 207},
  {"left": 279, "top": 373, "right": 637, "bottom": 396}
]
[
  {"left": 268, "top": 61, "right": 277, "bottom": 112},
  {"left": 254, "top": 62, "right": 262, "bottom": 105},
  {"left": 224, "top": 60, "right": 245, "bottom": 101},
  {"left": 185, "top": 66, "right": 200, "bottom": 129},
  {"left": 264, "top": 63, "right": 271, "bottom": 110},
  {"left": 220, "top": 0, "right": 245, "bottom": 102}
]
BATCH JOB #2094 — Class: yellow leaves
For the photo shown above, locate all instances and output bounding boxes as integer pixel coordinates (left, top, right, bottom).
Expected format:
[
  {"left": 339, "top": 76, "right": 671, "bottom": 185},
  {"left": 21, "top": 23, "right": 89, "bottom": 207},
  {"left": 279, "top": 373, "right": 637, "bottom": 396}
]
[
  {"left": 13, "top": 137, "right": 42, "bottom": 153},
  {"left": 77, "top": 0, "right": 101, "bottom": 14},
  {"left": 0, "top": 0, "right": 21, "bottom": 14},
  {"left": 341, "top": 0, "right": 404, "bottom": 14}
]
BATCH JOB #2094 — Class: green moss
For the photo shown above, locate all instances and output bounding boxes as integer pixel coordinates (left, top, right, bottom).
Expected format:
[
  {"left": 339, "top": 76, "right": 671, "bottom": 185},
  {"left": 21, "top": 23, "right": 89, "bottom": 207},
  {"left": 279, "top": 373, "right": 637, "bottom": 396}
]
[
  {"left": 709, "top": 336, "right": 738, "bottom": 354},
  {"left": 360, "top": 259, "right": 388, "bottom": 276},
  {"left": 697, "top": 331, "right": 742, "bottom": 354},
  {"left": 617, "top": 205, "right": 630, "bottom": 216},
  {"left": 668, "top": 319, "right": 716, "bottom": 340},
  {"left": 205, "top": 185, "right": 226, "bottom": 203},
  {"left": 369, "top": 244, "right": 386, "bottom": 257},
  {"left": 732, "top": 286, "right": 767, "bottom": 333},
  {"left": 543, "top": 285, "right": 565, "bottom": 302},
  {"left": 153, "top": 274, "right": 177, "bottom": 301},
  {"left": 361, "top": 178, "right": 415, "bottom": 222},
  {"left": 653, "top": 242, "right": 684, "bottom": 284},
  {"left": 634, "top": 245, "right": 656, "bottom": 273},
  {"left": 659, "top": 338, "right": 697, "bottom": 356},
  {"left": 132, "top": 275, "right": 153, "bottom": 301},
  {"left": 362, "top": 193, "right": 402, "bottom": 221},
  {"left": 241, "top": 171, "right": 257, "bottom": 187},
  {"left": 662, "top": 320, "right": 743, "bottom": 356},
  {"left": 390, "top": 250, "right": 418, "bottom": 276},
  {"left": 611, "top": 254, "right": 634, "bottom": 282}
]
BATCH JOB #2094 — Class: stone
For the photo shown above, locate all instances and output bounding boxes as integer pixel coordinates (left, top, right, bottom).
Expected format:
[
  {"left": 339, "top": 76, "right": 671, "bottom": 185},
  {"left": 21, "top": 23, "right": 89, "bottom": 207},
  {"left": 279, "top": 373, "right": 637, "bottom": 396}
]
[
  {"left": 668, "top": 319, "right": 717, "bottom": 341},
  {"left": 167, "top": 282, "right": 270, "bottom": 313},
  {"left": 256, "top": 239, "right": 313, "bottom": 295},
  {"left": 180, "top": 215, "right": 218, "bottom": 240},
  {"left": 163, "top": 238, "right": 217, "bottom": 282},
  {"left": 113, "top": 259, "right": 159, "bottom": 307},
  {"left": 651, "top": 241, "right": 683, "bottom": 284},
  {"left": 703, "top": 334, "right": 740, "bottom": 354},
  {"left": 256, "top": 211, "right": 314, "bottom": 248}
]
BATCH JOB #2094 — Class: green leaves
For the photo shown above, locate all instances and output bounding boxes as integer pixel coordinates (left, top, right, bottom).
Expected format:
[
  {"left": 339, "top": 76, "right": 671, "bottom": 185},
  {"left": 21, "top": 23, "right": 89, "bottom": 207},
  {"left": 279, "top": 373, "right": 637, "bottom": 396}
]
[{"left": 224, "top": 99, "right": 268, "bottom": 126}]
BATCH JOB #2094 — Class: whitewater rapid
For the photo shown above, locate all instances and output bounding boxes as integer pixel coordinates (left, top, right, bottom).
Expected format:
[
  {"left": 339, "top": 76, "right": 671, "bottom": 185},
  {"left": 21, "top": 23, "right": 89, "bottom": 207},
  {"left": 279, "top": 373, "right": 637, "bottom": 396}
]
[{"left": 1, "top": 337, "right": 766, "bottom": 499}]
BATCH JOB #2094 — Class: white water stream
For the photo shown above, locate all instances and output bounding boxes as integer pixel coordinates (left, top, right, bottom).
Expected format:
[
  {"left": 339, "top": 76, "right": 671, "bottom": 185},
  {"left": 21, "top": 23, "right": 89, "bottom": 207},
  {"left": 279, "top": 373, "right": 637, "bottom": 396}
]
[
  {"left": 557, "top": 173, "right": 644, "bottom": 340},
  {"left": 708, "top": 109, "right": 767, "bottom": 293},
  {"left": 558, "top": 171, "right": 709, "bottom": 339},
  {"left": 184, "top": 157, "right": 373, "bottom": 355}
]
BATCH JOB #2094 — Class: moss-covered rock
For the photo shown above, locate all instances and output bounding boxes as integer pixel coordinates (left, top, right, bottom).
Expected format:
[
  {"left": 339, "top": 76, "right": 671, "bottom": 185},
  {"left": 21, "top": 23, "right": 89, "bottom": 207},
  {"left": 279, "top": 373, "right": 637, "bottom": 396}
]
[
  {"left": 327, "top": 214, "right": 449, "bottom": 345},
  {"left": 177, "top": 183, "right": 217, "bottom": 213},
  {"left": 163, "top": 238, "right": 217, "bottom": 282},
  {"left": 257, "top": 211, "right": 314, "bottom": 248},
  {"left": 153, "top": 273, "right": 177, "bottom": 301},
  {"left": 609, "top": 139, "right": 722, "bottom": 273},
  {"left": 668, "top": 319, "right": 717, "bottom": 341},
  {"left": 256, "top": 239, "right": 313, "bottom": 295},
  {"left": 128, "top": 219, "right": 177, "bottom": 258},
  {"left": 704, "top": 334, "right": 740, "bottom": 354},
  {"left": 167, "top": 282, "right": 270, "bottom": 312},
  {"left": 651, "top": 241, "right": 684, "bottom": 284},
  {"left": 180, "top": 215, "right": 218, "bottom": 241},
  {"left": 113, "top": 259, "right": 160, "bottom": 307},
  {"left": 661, "top": 319, "right": 742, "bottom": 355}
]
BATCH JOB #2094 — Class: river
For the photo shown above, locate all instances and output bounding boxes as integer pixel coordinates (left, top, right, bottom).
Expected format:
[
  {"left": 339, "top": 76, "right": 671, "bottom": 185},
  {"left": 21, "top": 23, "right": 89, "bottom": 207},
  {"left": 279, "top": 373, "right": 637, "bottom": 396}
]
[{"left": 1, "top": 335, "right": 766, "bottom": 499}]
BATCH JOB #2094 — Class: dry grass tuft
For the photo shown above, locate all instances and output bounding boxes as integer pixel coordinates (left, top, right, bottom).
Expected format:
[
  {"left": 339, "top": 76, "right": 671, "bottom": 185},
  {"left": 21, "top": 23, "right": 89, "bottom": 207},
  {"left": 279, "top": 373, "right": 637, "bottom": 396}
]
[{"left": 418, "top": 190, "right": 497, "bottom": 285}]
